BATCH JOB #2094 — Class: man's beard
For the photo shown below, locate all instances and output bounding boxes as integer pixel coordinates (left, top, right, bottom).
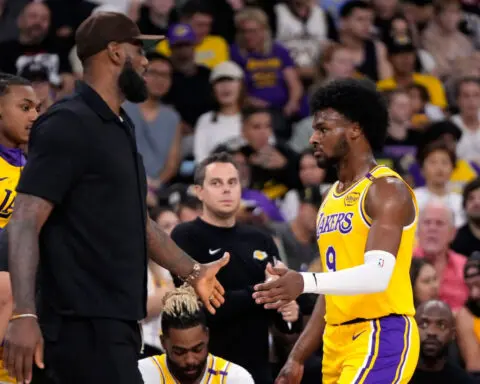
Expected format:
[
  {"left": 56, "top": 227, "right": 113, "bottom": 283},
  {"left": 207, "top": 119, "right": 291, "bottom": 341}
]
[
  {"left": 315, "top": 137, "right": 348, "bottom": 169},
  {"left": 167, "top": 355, "right": 207, "bottom": 382},
  {"left": 420, "top": 340, "right": 449, "bottom": 362},
  {"left": 118, "top": 58, "right": 148, "bottom": 103}
]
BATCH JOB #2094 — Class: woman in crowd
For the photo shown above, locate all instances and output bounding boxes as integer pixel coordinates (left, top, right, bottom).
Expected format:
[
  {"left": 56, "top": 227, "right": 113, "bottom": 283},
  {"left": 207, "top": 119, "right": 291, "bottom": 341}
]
[
  {"left": 310, "top": 42, "right": 355, "bottom": 92},
  {"left": 231, "top": 6, "right": 307, "bottom": 137},
  {"left": 194, "top": 61, "right": 245, "bottom": 163},
  {"left": 410, "top": 258, "right": 440, "bottom": 307}
]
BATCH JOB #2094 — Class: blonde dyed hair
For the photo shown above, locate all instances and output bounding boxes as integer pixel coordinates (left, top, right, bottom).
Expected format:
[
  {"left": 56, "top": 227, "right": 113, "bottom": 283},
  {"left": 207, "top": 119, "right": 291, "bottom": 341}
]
[{"left": 161, "top": 285, "right": 206, "bottom": 334}]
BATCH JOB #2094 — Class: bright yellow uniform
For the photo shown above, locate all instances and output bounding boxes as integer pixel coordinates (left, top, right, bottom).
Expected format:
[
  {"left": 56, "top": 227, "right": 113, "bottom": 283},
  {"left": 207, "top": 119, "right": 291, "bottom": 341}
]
[
  {"left": 0, "top": 146, "right": 25, "bottom": 231},
  {"left": 138, "top": 353, "right": 254, "bottom": 383},
  {"left": 317, "top": 165, "right": 420, "bottom": 384},
  {"left": 473, "top": 315, "right": 480, "bottom": 344},
  {"left": 0, "top": 145, "right": 25, "bottom": 384}
]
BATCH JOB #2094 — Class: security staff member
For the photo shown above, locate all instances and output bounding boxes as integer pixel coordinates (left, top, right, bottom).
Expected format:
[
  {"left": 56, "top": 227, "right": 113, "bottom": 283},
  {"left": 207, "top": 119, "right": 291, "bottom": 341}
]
[
  {"left": 171, "top": 152, "right": 301, "bottom": 384},
  {"left": 2, "top": 12, "right": 229, "bottom": 384}
]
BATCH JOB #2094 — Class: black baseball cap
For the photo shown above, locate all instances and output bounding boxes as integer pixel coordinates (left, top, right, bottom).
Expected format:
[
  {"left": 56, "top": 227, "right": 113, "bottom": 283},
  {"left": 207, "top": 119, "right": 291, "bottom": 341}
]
[
  {"left": 75, "top": 12, "right": 164, "bottom": 62},
  {"left": 299, "top": 186, "right": 323, "bottom": 208},
  {"left": 18, "top": 62, "right": 49, "bottom": 83}
]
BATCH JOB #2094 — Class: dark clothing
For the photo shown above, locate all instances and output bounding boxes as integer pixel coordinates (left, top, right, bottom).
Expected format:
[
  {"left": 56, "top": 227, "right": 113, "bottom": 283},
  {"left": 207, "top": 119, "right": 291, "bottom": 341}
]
[
  {"left": 163, "top": 65, "right": 214, "bottom": 127},
  {"left": 0, "top": 37, "right": 72, "bottom": 75},
  {"left": 171, "top": 218, "right": 300, "bottom": 384},
  {"left": 240, "top": 143, "right": 302, "bottom": 198},
  {"left": 136, "top": 5, "right": 176, "bottom": 36},
  {"left": 17, "top": 80, "right": 148, "bottom": 321},
  {"left": 356, "top": 40, "right": 379, "bottom": 82},
  {"left": 31, "top": 318, "right": 143, "bottom": 384},
  {"left": 409, "top": 362, "right": 477, "bottom": 383},
  {"left": 451, "top": 224, "right": 480, "bottom": 258}
]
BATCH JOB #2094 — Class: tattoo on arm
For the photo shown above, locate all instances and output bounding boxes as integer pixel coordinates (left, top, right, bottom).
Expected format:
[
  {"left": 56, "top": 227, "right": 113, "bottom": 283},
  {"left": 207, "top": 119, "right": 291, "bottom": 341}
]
[
  {"left": 146, "top": 218, "right": 195, "bottom": 278},
  {"left": 7, "top": 194, "right": 53, "bottom": 314}
]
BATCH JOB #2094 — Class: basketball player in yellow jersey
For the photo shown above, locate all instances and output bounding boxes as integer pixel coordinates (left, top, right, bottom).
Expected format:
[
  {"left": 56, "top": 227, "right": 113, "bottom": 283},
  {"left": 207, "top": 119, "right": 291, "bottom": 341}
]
[
  {"left": 0, "top": 74, "right": 39, "bottom": 383},
  {"left": 253, "top": 79, "right": 420, "bottom": 384},
  {"left": 138, "top": 285, "right": 254, "bottom": 384}
]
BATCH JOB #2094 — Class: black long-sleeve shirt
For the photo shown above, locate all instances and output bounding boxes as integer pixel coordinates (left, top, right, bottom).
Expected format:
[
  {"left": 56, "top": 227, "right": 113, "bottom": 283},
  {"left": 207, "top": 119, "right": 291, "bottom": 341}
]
[{"left": 171, "top": 218, "right": 300, "bottom": 384}]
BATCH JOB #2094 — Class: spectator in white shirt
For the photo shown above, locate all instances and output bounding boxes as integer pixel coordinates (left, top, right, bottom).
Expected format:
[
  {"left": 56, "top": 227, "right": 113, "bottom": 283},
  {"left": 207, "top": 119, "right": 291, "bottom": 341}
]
[
  {"left": 194, "top": 61, "right": 244, "bottom": 163},
  {"left": 451, "top": 77, "right": 480, "bottom": 164},
  {"left": 138, "top": 285, "right": 254, "bottom": 384},
  {"left": 414, "top": 140, "right": 465, "bottom": 228}
]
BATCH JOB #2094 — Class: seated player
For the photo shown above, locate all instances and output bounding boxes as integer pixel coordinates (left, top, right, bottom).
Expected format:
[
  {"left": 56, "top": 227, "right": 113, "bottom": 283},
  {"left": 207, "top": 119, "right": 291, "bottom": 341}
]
[
  {"left": 0, "top": 74, "right": 38, "bottom": 383},
  {"left": 138, "top": 285, "right": 254, "bottom": 384}
]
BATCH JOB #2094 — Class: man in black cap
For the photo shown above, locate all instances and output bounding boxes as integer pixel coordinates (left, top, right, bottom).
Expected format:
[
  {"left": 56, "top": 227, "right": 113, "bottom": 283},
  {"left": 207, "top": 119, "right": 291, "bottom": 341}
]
[{"left": 2, "top": 11, "right": 229, "bottom": 384}]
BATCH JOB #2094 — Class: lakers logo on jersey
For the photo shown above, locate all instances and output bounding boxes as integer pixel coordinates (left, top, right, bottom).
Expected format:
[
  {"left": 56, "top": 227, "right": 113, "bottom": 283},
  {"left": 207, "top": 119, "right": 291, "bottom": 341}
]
[{"left": 316, "top": 212, "right": 353, "bottom": 238}]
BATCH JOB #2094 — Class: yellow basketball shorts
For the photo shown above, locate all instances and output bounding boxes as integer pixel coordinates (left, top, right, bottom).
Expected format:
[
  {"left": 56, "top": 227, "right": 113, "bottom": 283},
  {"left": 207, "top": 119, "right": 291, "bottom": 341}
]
[{"left": 322, "top": 314, "right": 419, "bottom": 384}]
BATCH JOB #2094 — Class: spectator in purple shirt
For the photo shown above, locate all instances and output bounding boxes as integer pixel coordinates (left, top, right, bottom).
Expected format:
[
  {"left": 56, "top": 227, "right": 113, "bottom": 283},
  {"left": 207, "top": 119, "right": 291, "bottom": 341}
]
[{"left": 230, "top": 7, "right": 307, "bottom": 125}]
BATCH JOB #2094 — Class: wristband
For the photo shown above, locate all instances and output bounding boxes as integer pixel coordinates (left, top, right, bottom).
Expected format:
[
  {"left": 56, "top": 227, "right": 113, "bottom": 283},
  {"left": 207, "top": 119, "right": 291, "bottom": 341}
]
[{"left": 181, "top": 263, "right": 201, "bottom": 284}]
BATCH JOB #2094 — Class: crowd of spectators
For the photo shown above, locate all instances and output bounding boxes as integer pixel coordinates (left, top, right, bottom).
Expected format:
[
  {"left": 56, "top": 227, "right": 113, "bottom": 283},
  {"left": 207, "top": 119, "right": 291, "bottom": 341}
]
[{"left": 1, "top": 0, "right": 480, "bottom": 382}]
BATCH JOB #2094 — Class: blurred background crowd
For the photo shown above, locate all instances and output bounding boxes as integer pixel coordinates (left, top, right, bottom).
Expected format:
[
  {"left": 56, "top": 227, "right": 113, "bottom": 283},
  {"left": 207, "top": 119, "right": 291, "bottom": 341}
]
[{"left": 1, "top": 0, "right": 480, "bottom": 382}]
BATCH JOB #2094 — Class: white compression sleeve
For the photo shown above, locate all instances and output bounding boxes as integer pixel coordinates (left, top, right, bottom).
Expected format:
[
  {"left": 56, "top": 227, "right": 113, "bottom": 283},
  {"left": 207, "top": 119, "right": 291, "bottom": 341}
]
[{"left": 301, "top": 250, "right": 396, "bottom": 295}]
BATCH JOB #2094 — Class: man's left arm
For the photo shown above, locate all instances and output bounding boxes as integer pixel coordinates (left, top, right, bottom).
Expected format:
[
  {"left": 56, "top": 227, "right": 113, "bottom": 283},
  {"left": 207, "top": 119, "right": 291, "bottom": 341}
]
[
  {"left": 253, "top": 177, "right": 416, "bottom": 308},
  {"left": 145, "top": 218, "right": 230, "bottom": 313}
]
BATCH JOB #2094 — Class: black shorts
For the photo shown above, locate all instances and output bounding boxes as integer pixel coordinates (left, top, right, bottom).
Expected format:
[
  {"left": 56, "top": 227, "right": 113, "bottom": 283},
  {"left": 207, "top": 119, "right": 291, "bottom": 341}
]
[{"left": 31, "top": 317, "right": 143, "bottom": 384}]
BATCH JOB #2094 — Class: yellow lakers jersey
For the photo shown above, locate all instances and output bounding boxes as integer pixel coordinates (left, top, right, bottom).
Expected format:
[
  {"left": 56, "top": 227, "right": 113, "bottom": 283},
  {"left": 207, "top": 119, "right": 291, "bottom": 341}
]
[
  {"left": 149, "top": 353, "right": 233, "bottom": 384},
  {"left": 317, "top": 165, "right": 417, "bottom": 325},
  {"left": 473, "top": 315, "right": 480, "bottom": 344},
  {"left": 0, "top": 147, "right": 25, "bottom": 229}
]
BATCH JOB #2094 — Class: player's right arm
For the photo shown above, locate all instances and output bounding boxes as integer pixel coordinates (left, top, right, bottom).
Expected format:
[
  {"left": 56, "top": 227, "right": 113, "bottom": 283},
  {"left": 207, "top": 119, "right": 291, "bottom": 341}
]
[{"left": 275, "top": 294, "right": 326, "bottom": 384}]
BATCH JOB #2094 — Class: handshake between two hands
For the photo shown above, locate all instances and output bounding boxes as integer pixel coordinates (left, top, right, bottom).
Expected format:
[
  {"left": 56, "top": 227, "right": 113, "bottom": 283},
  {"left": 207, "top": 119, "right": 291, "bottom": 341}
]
[{"left": 263, "top": 260, "right": 299, "bottom": 324}]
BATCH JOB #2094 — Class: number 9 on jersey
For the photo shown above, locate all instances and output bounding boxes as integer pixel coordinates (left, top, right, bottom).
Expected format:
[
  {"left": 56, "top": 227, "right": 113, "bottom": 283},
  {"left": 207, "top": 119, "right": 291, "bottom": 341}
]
[{"left": 326, "top": 246, "right": 336, "bottom": 272}]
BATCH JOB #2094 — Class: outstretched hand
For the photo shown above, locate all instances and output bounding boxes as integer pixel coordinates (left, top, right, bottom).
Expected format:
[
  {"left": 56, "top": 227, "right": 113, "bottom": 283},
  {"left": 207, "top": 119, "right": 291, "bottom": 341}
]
[
  {"left": 192, "top": 252, "right": 230, "bottom": 314},
  {"left": 253, "top": 264, "right": 304, "bottom": 309}
]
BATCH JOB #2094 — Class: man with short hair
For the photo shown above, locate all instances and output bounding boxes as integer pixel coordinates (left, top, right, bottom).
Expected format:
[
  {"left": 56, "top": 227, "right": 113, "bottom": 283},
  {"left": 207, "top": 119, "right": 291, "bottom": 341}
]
[
  {"left": 452, "top": 178, "right": 480, "bottom": 256},
  {"left": 171, "top": 152, "right": 300, "bottom": 384},
  {"left": 414, "top": 201, "right": 469, "bottom": 310},
  {"left": 138, "top": 285, "right": 254, "bottom": 383},
  {"left": 410, "top": 299, "right": 476, "bottom": 383},
  {"left": 338, "top": 0, "right": 392, "bottom": 81},
  {"left": 2, "top": 12, "right": 228, "bottom": 384}
]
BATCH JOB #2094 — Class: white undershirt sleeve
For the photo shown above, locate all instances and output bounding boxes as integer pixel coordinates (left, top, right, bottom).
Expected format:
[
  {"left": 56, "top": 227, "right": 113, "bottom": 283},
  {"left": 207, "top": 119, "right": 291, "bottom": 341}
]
[
  {"left": 138, "top": 357, "right": 161, "bottom": 384},
  {"left": 226, "top": 363, "right": 255, "bottom": 383},
  {"left": 301, "top": 250, "right": 396, "bottom": 295}
]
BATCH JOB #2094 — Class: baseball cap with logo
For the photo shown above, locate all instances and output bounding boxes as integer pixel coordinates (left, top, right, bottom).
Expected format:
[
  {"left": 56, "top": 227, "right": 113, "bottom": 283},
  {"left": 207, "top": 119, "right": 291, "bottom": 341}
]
[
  {"left": 75, "top": 12, "right": 164, "bottom": 62},
  {"left": 167, "top": 23, "right": 196, "bottom": 46},
  {"left": 386, "top": 34, "right": 415, "bottom": 55}
]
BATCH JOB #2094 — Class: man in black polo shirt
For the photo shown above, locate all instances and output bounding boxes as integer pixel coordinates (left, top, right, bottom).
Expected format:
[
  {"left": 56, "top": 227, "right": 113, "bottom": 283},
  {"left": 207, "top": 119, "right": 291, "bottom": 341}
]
[
  {"left": 2, "top": 12, "right": 229, "bottom": 384},
  {"left": 171, "top": 152, "right": 301, "bottom": 384}
]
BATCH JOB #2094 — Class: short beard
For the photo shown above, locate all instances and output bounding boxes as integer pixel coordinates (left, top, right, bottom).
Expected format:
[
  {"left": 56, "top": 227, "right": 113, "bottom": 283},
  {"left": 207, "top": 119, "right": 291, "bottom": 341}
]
[
  {"left": 420, "top": 342, "right": 449, "bottom": 362},
  {"left": 315, "top": 136, "right": 349, "bottom": 169},
  {"left": 118, "top": 58, "right": 148, "bottom": 103}
]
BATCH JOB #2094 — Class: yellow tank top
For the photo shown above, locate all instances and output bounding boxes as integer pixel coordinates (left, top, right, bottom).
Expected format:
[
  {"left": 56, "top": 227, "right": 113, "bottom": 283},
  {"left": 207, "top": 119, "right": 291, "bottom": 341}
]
[
  {"left": 473, "top": 316, "right": 480, "bottom": 344},
  {"left": 317, "top": 165, "right": 417, "bottom": 325},
  {"left": 0, "top": 148, "right": 25, "bottom": 230},
  {"left": 150, "top": 353, "right": 232, "bottom": 384}
]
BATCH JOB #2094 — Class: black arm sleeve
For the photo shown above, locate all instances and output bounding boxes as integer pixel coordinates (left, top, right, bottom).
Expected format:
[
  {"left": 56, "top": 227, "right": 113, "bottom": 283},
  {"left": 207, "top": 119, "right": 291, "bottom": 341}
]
[{"left": 17, "top": 109, "right": 89, "bottom": 204}]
